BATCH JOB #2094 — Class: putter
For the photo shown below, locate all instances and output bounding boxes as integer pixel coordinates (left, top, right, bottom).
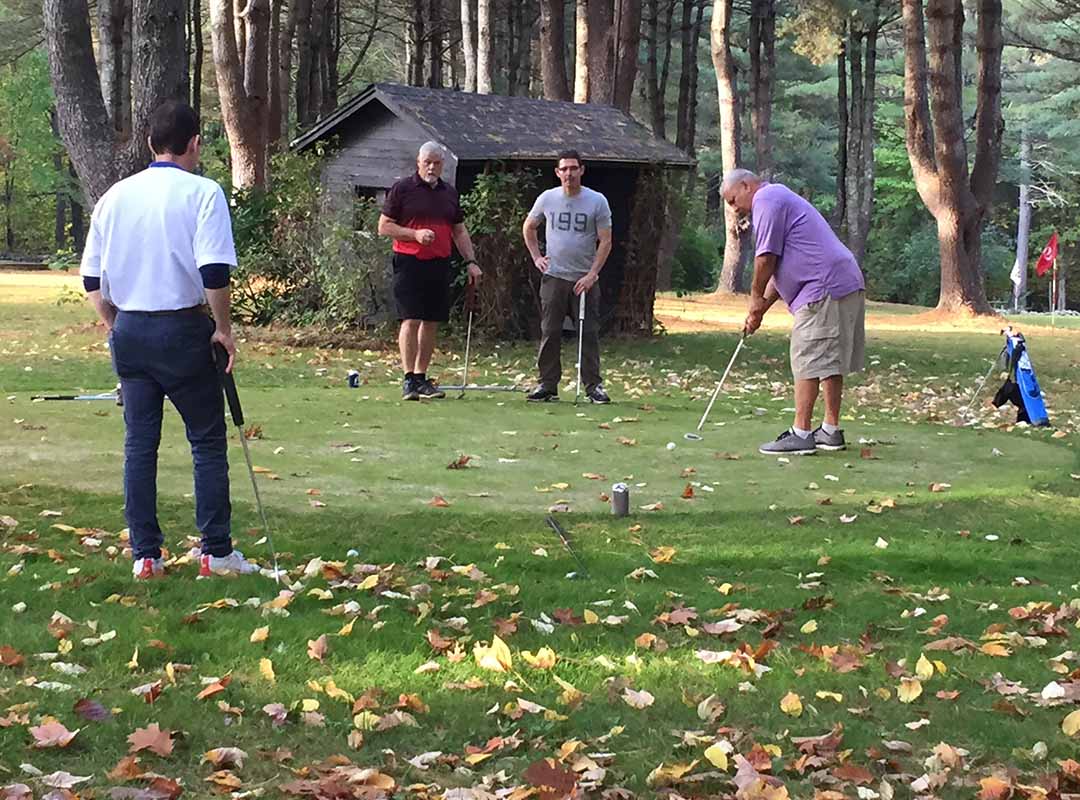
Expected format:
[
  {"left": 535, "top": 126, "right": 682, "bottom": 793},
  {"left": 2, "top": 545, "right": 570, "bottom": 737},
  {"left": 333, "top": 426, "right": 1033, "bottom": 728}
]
[
  {"left": 545, "top": 515, "right": 589, "bottom": 579},
  {"left": 33, "top": 383, "right": 123, "bottom": 406},
  {"left": 439, "top": 384, "right": 525, "bottom": 393},
  {"left": 458, "top": 283, "right": 477, "bottom": 399},
  {"left": 685, "top": 331, "right": 747, "bottom": 441},
  {"left": 574, "top": 291, "right": 586, "bottom": 405},
  {"left": 213, "top": 343, "right": 282, "bottom": 584}
]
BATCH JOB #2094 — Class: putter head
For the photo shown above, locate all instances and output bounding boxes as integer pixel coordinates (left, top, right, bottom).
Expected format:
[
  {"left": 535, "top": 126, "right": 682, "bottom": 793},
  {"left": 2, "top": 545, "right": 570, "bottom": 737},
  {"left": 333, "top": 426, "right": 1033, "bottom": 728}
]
[{"left": 684, "top": 432, "right": 703, "bottom": 441}]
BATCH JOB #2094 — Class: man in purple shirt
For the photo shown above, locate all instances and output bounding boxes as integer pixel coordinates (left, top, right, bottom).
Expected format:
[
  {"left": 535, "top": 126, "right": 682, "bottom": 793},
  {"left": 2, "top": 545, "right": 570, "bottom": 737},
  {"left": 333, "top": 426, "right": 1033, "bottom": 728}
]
[{"left": 722, "top": 169, "right": 866, "bottom": 455}]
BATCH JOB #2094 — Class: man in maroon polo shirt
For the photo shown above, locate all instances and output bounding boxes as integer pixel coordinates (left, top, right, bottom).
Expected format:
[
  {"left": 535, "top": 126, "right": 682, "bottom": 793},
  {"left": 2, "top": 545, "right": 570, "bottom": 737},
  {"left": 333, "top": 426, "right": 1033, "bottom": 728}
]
[{"left": 378, "top": 142, "right": 482, "bottom": 400}]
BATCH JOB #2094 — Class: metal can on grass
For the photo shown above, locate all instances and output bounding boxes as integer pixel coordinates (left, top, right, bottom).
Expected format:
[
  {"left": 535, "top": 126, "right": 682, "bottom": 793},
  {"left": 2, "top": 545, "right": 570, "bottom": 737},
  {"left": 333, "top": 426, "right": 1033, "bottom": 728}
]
[
  {"left": 611, "top": 482, "right": 629, "bottom": 517},
  {"left": 347, "top": 370, "right": 360, "bottom": 388}
]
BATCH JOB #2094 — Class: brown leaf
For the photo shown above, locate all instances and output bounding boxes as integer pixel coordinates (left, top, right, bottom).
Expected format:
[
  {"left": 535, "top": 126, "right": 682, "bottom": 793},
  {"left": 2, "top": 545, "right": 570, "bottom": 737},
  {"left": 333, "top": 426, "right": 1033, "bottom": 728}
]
[
  {"left": 428, "top": 495, "right": 450, "bottom": 507},
  {"left": 203, "top": 747, "right": 248, "bottom": 769},
  {"left": 859, "top": 447, "right": 878, "bottom": 460},
  {"left": 29, "top": 721, "right": 79, "bottom": 748},
  {"left": 831, "top": 763, "right": 874, "bottom": 785},
  {"left": 426, "top": 628, "right": 455, "bottom": 652},
  {"left": 127, "top": 723, "right": 174, "bottom": 757},
  {"left": 106, "top": 755, "right": 146, "bottom": 781},
  {"left": 524, "top": 757, "right": 578, "bottom": 794},
  {"left": 0, "top": 645, "right": 25, "bottom": 667},
  {"left": 447, "top": 454, "right": 472, "bottom": 470},
  {"left": 307, "top": 634, "right": 329, "bottom": 661},
  {"left": 196, "top": 674, "right": 232, "bottom": 700},
  {"left": 681, "top": 483, "right": 694, "bottom": 499},
  {"left": 978, "top": 776, "right": 1013, "bottom": 800}
]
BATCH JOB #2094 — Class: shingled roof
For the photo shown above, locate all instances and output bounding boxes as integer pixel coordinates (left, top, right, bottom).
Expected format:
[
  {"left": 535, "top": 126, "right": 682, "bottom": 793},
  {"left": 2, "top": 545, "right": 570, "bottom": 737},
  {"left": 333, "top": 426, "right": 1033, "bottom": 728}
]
[{"left": 291, "top": 82, "right": 694, "bottom": 167}]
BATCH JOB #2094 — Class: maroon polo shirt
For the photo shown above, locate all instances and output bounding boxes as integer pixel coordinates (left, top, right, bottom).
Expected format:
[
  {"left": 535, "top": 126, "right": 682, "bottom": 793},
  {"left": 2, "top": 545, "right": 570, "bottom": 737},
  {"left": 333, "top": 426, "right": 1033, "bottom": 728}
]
[{"left": 381, "top": 173, "right": 464, "bottom": 261}]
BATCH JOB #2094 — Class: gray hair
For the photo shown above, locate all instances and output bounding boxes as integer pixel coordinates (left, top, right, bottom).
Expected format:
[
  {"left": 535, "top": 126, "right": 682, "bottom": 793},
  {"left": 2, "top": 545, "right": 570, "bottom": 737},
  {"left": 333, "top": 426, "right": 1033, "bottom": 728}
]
[
  {"left": 418, "top": 141, "right": 447, "bottom": 161},
  {"left": 720, "top": 168, "right": 759, "bottom": 194}
]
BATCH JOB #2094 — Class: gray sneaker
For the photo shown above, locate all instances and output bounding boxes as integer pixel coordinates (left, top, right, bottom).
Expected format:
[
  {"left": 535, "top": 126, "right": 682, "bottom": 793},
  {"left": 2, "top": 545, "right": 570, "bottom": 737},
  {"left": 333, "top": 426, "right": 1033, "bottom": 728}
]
[
  {"left": 758, "top": 428, "right": 817, "bottom": 456},
  {"left": 812, "top": 426, "right": 846, "bottom": 451}
]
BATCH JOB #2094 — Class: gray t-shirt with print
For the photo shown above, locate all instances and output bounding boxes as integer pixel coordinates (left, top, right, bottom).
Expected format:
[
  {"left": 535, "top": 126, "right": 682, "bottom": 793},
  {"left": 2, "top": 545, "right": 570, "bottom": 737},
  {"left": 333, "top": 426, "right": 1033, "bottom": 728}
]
[{"left": 527, "top": 186, "right": 613, "bottom": 281}]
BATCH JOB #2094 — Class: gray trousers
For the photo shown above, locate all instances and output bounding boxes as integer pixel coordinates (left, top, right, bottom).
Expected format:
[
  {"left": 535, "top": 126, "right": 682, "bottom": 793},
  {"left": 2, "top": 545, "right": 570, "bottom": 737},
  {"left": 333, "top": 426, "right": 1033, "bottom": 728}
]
[{"left": 537, "top": 274, "right": 601, "bottom": 392}]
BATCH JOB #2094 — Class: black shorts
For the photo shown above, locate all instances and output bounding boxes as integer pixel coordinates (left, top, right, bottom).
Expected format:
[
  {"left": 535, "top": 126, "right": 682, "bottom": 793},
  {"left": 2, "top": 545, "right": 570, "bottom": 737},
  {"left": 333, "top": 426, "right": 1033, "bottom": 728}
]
[{"left": 392, "top": 253, "right": 452, "bottom": 322}]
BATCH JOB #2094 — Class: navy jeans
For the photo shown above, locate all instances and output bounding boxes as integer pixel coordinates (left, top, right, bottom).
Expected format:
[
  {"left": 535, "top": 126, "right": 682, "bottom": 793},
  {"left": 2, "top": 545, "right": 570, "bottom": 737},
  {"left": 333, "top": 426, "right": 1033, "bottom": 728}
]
[{"left": 110, "top": 310, "right": 232, "bottom": 560}]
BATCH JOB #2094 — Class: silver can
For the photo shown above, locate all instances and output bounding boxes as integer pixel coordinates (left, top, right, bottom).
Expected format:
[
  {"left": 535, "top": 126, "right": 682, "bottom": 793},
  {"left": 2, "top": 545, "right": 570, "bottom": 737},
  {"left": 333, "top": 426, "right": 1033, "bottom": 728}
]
[{"left": 611, "top": 482, "right": 629, "bottom": 517}]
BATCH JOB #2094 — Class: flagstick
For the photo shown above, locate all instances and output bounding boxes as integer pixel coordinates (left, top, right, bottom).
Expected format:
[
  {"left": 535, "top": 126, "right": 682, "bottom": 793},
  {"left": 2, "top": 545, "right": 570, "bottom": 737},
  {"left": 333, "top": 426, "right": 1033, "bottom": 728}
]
[{"left": 1052, "top": 258, "right": 1058, "bottom": 328}]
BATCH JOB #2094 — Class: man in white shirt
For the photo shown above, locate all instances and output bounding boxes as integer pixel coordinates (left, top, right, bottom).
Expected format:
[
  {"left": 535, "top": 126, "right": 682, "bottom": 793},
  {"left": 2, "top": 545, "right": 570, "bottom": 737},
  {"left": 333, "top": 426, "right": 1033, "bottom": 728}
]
[{"left": 81, "top": 100, "right": 256, "bottom": 580}]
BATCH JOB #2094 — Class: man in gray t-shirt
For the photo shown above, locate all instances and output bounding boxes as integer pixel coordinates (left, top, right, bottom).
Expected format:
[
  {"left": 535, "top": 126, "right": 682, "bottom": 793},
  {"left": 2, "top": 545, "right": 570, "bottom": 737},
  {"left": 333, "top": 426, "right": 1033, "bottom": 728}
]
[{"left": 522, "top": 149, "right": 613, "bottom": 404}]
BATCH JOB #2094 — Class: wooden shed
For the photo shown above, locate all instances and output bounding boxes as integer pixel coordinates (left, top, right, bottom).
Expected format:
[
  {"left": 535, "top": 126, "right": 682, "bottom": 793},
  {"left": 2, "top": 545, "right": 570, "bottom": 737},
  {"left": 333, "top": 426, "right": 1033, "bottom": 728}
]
[{"left": 291, "top": 82, "right": 693, "bottom": 336}]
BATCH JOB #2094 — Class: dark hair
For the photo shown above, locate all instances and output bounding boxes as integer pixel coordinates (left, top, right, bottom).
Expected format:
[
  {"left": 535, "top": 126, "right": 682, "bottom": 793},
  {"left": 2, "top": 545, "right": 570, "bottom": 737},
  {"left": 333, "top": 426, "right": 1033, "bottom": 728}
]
[
  {"left": 556, "top": 149, "right": 582, "bottom": 165},
  {"left": 148, "top": 100, "right": 200, "bottom": 156}
]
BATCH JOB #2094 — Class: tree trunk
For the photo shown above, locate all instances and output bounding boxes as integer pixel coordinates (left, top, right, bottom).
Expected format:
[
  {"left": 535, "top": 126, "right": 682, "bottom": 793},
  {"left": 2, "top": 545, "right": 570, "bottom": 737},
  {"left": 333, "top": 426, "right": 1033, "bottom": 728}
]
[
  {"left": 429, "top": 0, "right": 444, "bottom": 87},
  {"left": 461, "top": 0, "right": 476, "bottom": 91},
  {"left": 901, "top": 0, "right": 1003, "bottom": 314},
  {"left": 835, "top": 32, "right": 847, "bottom": 231},
  {"left": 476, "top": 0, "right": 493, "bottom": 92},
  {"left": 540, "top": 0, "right": 570, "bottom": 100},
  {"left": 613, "top": 0, "right": 642, "bottom": 111},
  {"left": 267, "top": 0, "right": 283, "bottom": 146},
  {"left": 749, "top": 0, "right": 775, "bottom": 176},
  {"left": 293, "top": 0, "right": 315, "bottom": 121},
  {"left": 573, "top": 0, "right": 589, "bottom": 101},
  {"left": 711, "top": 0, "right": 750, "bottom": 294},
  {"left": 842, "top": 2, "right": 878, "bottom": 266},
  {"left": 507, "top": 0, "right": 521, "bottom": 94},
  {"left": 306, "top": 0, "right": 329, "bottom": 117},
  {"left": 45, "top": 0, "right": 187, "bottom": 207},
  {"left": 69, "top": 160, "right": 85, "bottom": 250},
  {"left": 191, "top": 0, "right": 204, "bottom": 120},
  {"left": 658, "top": 0, "right": 675, "bottom": 132},
  {"left": 324, "top": 0, "right": 340, "bottom": 113},
  {"left": 644, "top": 0, "right": 663, "bottom": 134},
  {"left": 675, "top": 0, "right": 692, "bottom": 149},
  {"left": 1012, "top": 126, "right": 1031, "bottom": 312},
  {"left": 278, "top": 0, "right": 299, "bottom": 143},
  {"left": 587, "top": 0, "right": 615, "bottom": 104},
  {"left": 98, "top": 0, "right": 133, "bottom": 136},
  {"left": 684, "top": 0, "right": 703, "bottom": 155},
  {"left": 209, "top": 0, "right": 271, "bottom": 190}
]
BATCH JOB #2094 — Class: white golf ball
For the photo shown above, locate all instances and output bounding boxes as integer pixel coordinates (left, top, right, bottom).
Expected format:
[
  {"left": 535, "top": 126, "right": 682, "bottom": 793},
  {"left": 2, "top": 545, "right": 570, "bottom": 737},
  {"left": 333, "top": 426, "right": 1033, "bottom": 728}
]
[{"left": 666, "top": 442, "right": 676, "bottom": 450}]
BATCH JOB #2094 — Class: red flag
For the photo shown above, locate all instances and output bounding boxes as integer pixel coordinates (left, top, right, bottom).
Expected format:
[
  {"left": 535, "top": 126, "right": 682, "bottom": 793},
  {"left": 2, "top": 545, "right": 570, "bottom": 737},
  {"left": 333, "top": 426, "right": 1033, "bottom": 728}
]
[{"left": 1035, "top": 232, "right": 1059, "bottom": 277}]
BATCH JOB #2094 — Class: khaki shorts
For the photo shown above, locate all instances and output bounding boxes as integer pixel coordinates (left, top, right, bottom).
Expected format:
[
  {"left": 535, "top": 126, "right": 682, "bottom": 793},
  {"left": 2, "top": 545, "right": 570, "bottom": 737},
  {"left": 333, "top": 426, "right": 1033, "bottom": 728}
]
[{"left": 790, "top": 290, "right": 865, "bottom": 380}]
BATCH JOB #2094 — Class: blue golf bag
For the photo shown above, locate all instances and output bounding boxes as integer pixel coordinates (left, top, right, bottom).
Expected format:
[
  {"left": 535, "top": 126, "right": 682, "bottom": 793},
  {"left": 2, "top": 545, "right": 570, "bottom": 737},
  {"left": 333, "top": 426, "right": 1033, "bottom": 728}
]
[{"left": 992, "top": 328, "right": 1050, "bottom": 427}]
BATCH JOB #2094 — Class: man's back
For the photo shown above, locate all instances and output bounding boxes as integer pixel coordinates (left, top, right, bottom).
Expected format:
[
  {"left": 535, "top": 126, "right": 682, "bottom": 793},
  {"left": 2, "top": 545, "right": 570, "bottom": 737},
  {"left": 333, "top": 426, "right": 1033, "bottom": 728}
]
[
  {"left": 751, "top": 182, "right": 863, "bottom": 312},
  {"left": 85, "top": 165, "right": 235, "bottom": 312}
]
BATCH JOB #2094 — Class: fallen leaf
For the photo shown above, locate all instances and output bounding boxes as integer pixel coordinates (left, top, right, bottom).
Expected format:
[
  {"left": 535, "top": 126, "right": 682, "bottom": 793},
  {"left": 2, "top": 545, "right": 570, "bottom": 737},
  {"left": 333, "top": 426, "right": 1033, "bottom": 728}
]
[
  {"left": 898, "top": 677, "right": 923, "bottom": 704},
  {"left": 704, "top": 742, "right": 730, "bottom": 770},
  {"left": 260, "top": 658, "right": 276, "bottom": 684},
  {"left": 428, "top": 495, "right": 450, "bottom": 507},
  {"left": 73, "top": 698, "right": 112, "bottom": 721},
  {"left": 978, "top": 776, "right": 1013, "bottom": 800},
  {"left": 1062, "top": 709, "right": 1080, "bottom": 736},
  {"left": 650, "top": 546, "right": 676, "bottom": 563},
  {"left": 780, "top": 692, "right": 803, "bottom": 717},
  {"left": 127, "top": 723, "right": 174, "bottom": 757},
  {"left": 474, "top": 635, "right": 513, "bottom": 672},
  {"left": 203, "top": 747, "right": 248, "bottom": 769},
  {"left": 250, "top": 626, "right": 269, "bottom": 643},
  {"left": 29, "top": 721, "right": 79, "bottom": 748},
  {"left": 307, "top": 634, "right": 329, "bottom": 661},
  {"left": 622, "top": 688, "right": 655, "bottom": 708}
]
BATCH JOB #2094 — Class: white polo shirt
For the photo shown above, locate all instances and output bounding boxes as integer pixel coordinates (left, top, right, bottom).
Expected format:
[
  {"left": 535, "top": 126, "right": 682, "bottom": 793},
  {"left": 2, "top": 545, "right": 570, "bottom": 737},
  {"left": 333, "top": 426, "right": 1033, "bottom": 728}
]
[{"left": 80, "top": 163, "right": 237, "bottom": 311}]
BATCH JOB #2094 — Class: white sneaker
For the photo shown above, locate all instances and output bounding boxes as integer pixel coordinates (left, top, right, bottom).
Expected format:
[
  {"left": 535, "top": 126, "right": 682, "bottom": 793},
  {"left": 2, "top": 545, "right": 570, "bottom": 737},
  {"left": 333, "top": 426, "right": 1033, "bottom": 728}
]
[
  {"left": 199, "top": 550, "right": 258, "bottom": 577},
  {"left": 133, "top": 557, "right": 165, "bottom": 580}
]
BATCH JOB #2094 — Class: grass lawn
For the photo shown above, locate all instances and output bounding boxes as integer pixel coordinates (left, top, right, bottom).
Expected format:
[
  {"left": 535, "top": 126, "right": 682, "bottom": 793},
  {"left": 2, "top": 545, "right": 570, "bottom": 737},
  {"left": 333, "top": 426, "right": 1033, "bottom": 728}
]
[{"left": 1, "top": 272, "right": 1079, "bottom": 799}]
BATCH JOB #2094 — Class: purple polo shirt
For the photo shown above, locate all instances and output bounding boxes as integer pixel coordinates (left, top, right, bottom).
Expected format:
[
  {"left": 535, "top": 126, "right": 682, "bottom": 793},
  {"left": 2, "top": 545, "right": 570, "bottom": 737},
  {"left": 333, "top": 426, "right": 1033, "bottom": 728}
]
[{"left": 751, "top": 182, "right": 864, "bottom": 312}]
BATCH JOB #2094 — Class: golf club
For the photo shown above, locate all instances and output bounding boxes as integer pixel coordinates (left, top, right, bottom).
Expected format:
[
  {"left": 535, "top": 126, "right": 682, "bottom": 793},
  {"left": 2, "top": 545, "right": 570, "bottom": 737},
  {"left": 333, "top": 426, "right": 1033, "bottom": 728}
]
[
  {"left": 438, "top": 384, "right": 526, "bottom": 393},
  {"left": 32, "top": 383, "right": 123, "bottom": 406},
  {"left": 213, "top": 343, "right": 282, "bottom": 584},
  {"left": 685, "top": 331, "right": 747, "bottom": 441},
  {"left": 457, "top": 282, "right": 477, "bottom": 399},
  {"left": 545, "top": 514, "right": 589, "bottom": 579},
  {"left": 961, "top": 346, "right": 1006, "bottom": 418},
  {"left": 574, "top": 291, "right": 586, "bottom": 405}
]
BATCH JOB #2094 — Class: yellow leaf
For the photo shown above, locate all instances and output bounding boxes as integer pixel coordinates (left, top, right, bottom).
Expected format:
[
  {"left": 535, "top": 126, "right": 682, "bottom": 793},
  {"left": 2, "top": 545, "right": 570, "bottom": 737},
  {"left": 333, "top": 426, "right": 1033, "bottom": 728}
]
[
  {"left": 250, "top": 626, "right": 269, "bottom": 643},
  {"left": 717, "top": 582, "right": 733, "bottom": 595},
  {"left": 465, "top": 752, "right": 492, "bottom": 765},
  {"left": 164, "top": 662, "right": 176, "bottom": 685},
  {"left": 353, "top": 711, "right": 379, "bottom": 730},
  {"left": 1063, "top": 709, "right": 1080, "bottom": 736},
  {"left": 357, "top": 574, "right": 379, "bottom": 591},
  {"left": 553, "top": 674, "right": 584, "bottom": 706},
  {"left": 473, "top": 635, "right": 513, "bottom": 672},
  {"left": 650, "top": 546, "right": 676, "bottom": 563},
  {"left": 875, "top": 687, "right": 892, "bottom": 700},
  {"left": 338, "top": 617, "right": 357, "bottom": 637},
  {"left": 127, "top": 647, "right": 139, "bottom": 671},
  {"left": 780, "top": 692, "right": 803, "bottom": 717},
  {"left": 324, "top": 679, "right": 353, "bottom": 703},
  {"left": 583, "top": 609, "right": 600, "bottom": 625},
  {"left": 301, "top": 698, "right": 320, "bottom": 712},
  {"left": 521, "top": 647, "right": 558, "bottom": 670},
  {"left": 259, "top": 658, "right": 275, "bottom": 684},
  {"left": 551, "top": 482, "right": 570, "bottom": 490},
  {"left": 898, "top": 677, "right": 923, "bottom": 703},
  {"left": 815, "top": 690, "right": 843, "bottom": 702},
  {"left": 800, "top": 620, "right": 818, "bottom": 634},
  {"left": 704, "top": 743, "right": 729, "bottom": 770},
  {"left": 980, "top": 642, "right": 1012, "bottom": 657},
  {"left": 916, "top": 654, "right": 934, "bottom": 681},
  {"left": 934, "top": 660, "right": 948, "bottom": 675}
]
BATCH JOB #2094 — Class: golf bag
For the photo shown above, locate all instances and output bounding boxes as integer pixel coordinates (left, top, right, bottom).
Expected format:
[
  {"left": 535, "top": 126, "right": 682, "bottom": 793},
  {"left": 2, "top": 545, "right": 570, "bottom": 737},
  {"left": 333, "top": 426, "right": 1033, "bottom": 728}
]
[{"left": 992, "top": 329, "right": 1050, "bottom": 427}]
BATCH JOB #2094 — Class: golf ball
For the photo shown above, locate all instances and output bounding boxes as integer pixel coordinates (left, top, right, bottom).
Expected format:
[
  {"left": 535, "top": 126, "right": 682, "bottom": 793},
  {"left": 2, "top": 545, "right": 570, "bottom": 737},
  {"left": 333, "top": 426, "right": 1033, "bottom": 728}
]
[{"left": 666, "top": 442, "right": 676, "bottom": 450}]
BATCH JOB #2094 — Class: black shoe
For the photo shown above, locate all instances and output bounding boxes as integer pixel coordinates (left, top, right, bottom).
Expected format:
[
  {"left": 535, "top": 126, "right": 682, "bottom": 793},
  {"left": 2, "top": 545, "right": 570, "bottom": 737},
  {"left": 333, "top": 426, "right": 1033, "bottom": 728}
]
[
  {"left": 586, "top": 385, "right": 611, "bottom": 404},
  {"left": 402, "top": 376, "right": 419, "bottom": 401},
  {"left": 416, "top": 378, "right": 446, "bottom": 399},
  {"left": 526, "top": 386, "right": 559, "bottom": 402}
]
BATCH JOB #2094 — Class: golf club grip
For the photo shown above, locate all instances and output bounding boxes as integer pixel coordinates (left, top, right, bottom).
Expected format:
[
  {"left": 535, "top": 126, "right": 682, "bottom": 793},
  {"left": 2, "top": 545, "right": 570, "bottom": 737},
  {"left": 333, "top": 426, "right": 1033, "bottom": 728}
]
[{"left": 212, "top": 342, "right": 244, "bottom": 427}]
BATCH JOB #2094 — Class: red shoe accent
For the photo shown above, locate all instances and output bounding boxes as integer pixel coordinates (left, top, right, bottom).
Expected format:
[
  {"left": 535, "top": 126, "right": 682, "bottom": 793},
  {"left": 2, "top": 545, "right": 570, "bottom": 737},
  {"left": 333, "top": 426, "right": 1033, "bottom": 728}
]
[
  {"left": 199, "top": 554, "right": 211, "bottom": 578},
  {"left": 135, "top": 558, "right": 156, "bottom": 580}
]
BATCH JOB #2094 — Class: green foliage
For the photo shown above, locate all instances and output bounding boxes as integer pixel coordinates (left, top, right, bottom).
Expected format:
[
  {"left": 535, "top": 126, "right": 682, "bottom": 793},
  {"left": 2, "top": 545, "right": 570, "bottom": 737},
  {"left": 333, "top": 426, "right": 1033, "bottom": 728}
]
[
  {"left": 227, "top": 148, "right": 386, "bottom": 329},
  {"left": 672, "top": 223, "right": 721, "bottom": 294}
]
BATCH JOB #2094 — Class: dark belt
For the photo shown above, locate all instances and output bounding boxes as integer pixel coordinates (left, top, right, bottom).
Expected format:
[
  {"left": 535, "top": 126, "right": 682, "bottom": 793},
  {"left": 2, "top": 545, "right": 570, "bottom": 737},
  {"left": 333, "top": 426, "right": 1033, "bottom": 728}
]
[{"left": 118, "top": 305, "right": 208, "bottom": 317}]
